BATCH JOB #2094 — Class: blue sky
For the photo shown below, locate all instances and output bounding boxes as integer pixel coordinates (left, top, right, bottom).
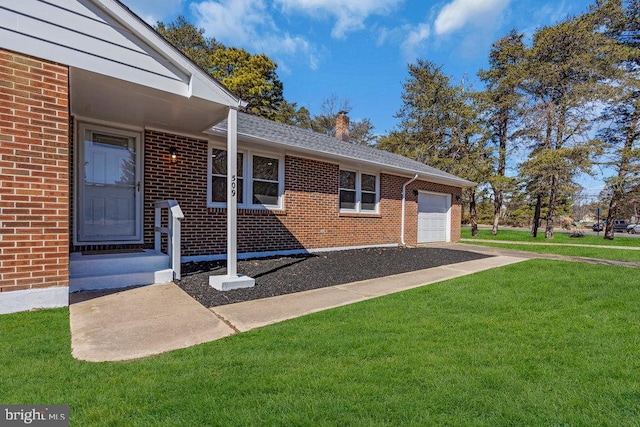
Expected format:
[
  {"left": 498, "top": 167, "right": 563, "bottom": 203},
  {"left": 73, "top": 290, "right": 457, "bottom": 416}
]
[{"left": 123, "top": 0, "right": 603, "bottom": 195}]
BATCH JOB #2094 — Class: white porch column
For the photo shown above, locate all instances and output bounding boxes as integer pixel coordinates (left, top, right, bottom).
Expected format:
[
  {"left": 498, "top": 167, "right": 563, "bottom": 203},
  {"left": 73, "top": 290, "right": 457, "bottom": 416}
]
[
  {"left": 210, "top": 108, "right": 255, "bottom": 290},
  {"left": 227, "top": 107, "right": 239, "bottom": 277}
]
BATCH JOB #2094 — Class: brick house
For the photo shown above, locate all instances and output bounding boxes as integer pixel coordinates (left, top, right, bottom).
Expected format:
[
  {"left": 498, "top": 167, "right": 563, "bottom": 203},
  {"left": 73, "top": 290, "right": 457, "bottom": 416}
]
[{"left": 0, "top": 0, "right": 473, "bottom": 314}]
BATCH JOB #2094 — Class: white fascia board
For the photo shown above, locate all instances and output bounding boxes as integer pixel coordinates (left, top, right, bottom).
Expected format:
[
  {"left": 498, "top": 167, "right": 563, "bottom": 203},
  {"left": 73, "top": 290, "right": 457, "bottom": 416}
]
[
  {"left": 92, "top": 0, "right": 242, "bottom": 107},
  {"left": 205, "top": 128, "right": 475, "bottom": 188}
]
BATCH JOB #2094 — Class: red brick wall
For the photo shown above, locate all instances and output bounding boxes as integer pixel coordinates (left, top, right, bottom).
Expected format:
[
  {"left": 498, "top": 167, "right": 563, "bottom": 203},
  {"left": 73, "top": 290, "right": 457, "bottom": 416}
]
[
  {"left": 144, "top": 130, "right": 462, "bottom": 257},
  {"left": 0, "top": 50, "right": 69, "bottom": 293},
  {"left": 401, "top": 179, "right": 463, "bottom": 244}
]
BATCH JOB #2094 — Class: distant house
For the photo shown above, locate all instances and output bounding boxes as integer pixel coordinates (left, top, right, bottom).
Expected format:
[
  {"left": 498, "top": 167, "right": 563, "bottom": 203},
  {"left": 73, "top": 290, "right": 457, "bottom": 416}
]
[{"left": 0, "top": 0, "right": 473, "bottom": 314}]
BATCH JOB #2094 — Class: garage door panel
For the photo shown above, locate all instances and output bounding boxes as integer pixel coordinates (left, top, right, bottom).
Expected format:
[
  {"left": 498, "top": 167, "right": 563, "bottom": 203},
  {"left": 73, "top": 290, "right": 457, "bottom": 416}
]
[
  {"left": 417, "top": 193, "right": 449, "bottom": 243},
  {"left": 419, "top": 194, "right": 448, "bottom": 213}
]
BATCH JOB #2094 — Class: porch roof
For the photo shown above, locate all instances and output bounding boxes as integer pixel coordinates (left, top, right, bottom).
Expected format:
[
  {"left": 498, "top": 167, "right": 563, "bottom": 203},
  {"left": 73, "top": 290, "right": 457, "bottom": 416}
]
[
  {"left": 1, "top": 0, "right": 243, "bottom": 131},
  {"left": 209, "top": 113, "right": 476, "bottom": 188}
]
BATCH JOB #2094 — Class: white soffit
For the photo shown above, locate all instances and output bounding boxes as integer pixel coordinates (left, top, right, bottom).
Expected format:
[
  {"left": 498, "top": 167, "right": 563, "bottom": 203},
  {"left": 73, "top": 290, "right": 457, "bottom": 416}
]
[{"left": 71, "top": 69, "right": 230, "bottom": 131}]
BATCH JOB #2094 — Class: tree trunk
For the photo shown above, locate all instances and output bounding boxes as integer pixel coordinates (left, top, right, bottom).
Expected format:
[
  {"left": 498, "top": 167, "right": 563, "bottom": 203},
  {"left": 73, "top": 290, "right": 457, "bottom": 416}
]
[
  {"left": 545, "top": 174, "right": 558, "bottom": 239},
  {"left": 545, "top": 103, "right": 566, "bottom": 240},
  {"left": 492, "top": 118, "right": 508, "bottom": 236},
  {"left": 604, "top": 196, "right": 617, "bottom": 240},
  {"left": 492, "top": 190, "right": 502, "bottom": 236},
  {"left": 469, "top": 188, "right": 478, "bottom": 236},
  {"left": 532, "top": 194, "right": 542, "bottom": 238},
  {"left": 604, "top": 99, "right": 638, "bottom": 240}
]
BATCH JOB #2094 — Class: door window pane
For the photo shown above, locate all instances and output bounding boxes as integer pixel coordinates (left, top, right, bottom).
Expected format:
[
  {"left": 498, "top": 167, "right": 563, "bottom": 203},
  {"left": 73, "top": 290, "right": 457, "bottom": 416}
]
[{"left": 85, "top": 132, "right": 136, "bottom": 186}]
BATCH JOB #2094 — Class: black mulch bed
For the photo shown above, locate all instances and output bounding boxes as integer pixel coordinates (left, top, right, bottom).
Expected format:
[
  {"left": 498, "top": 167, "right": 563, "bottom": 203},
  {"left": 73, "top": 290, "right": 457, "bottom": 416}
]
[{"left": 177, "top": 246, "right": 491, "bottom": 308}]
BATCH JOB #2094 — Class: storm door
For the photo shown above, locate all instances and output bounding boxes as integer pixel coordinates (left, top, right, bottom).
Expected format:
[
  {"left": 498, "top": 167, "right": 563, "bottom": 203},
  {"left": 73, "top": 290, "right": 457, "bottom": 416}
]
[{"left": 77, "top": 124, "right": 142, "bottom": 244}]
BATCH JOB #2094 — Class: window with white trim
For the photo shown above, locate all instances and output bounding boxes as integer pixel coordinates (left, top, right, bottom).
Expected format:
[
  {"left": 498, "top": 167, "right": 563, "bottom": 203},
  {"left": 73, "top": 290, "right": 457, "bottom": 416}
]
[
  {"left": 208, "top": 143, "right": 284, "bottom": 209},
  {"left": 339, "top": 169, "right": 379, "bottom": 213}
]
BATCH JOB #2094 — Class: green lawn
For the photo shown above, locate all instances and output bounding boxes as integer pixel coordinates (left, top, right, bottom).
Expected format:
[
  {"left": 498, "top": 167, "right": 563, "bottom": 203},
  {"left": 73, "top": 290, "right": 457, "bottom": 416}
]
[
  {"left": 462, "top": 227, "right": 640, "bottom": 246},
  {"left": 2, "top": 260, "right": 639, "bottom": 426},
  {"left": 467, "top": 241, "right": 640, "bottom": 262},
  {"left": 461, "top": 228, "right": 640, "bottom": 262}
]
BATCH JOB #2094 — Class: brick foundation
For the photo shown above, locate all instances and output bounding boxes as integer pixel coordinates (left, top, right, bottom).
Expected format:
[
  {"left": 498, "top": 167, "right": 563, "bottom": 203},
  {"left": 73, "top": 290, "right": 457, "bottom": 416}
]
[{"left": 0, "top": 49, "right": 69, "bottom": 293}]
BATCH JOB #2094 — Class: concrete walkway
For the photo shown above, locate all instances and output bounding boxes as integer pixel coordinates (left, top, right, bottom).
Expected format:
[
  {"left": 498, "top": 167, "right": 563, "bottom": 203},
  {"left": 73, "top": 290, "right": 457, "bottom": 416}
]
[{"left": 70, "top": 255, "right": 526, "bottom": 362}]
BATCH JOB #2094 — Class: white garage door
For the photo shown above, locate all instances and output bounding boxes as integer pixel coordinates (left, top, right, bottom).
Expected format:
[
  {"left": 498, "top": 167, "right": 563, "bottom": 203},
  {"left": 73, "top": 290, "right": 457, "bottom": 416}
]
[{"left": 417, "top": 193, "right": 450, "bottom": 243}]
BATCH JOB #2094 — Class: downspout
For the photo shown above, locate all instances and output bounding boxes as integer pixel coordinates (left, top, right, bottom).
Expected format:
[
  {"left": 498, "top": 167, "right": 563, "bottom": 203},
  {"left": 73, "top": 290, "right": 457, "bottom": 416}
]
[{"left": 401, "top": 174, "right": 419, "bottom": 246}]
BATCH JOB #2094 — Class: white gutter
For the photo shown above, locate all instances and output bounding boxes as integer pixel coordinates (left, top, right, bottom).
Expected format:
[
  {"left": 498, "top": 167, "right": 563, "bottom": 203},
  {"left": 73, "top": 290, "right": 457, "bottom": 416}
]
[{"left": 401, "top": 174, "right": 419, "bottom": 246}]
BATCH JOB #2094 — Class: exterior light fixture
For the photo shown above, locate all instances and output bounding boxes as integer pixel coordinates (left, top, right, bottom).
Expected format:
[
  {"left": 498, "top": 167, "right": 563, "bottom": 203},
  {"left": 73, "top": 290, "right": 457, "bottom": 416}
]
[{"left": 169, "top": 147, "right": 178, "bottom": 162}]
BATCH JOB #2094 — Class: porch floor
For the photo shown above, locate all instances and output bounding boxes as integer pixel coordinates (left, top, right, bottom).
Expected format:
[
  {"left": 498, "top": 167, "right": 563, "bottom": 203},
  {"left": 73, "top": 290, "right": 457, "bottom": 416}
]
[{"left": 69, "top": 254, "right": 527, "bottom": 362}]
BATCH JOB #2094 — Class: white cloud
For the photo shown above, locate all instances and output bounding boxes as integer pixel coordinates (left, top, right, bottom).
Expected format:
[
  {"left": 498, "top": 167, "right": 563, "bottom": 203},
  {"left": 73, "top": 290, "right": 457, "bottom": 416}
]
[
  {"left": 401, "top": 23, "right": 430, "bottom": 60},
  {"left": 275, "top": 0, "right": 402, "bottom": 39},
  {"left": 127, "top": 0, "right": 401, "bottom": 70},
  {"left": 434, "top": 0, "right": 510, "bottom": 36},
  {"left": 192, "top": 0, "right": 271, "bottom": 46},
  {"left": 192, "top": 0, "right": 319, "bottom": 69}
]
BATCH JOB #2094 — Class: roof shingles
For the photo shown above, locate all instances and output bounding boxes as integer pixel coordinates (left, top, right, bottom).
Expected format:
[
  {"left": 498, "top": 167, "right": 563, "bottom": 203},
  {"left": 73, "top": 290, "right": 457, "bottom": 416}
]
[{"left": 211, "top": 112, "right": 474, "bottom": 187}]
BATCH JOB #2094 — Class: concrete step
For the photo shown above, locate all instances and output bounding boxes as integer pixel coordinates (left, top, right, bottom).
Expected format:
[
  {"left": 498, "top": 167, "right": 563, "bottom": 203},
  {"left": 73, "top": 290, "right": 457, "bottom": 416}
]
[
  {"left": 70, "top": 250, "right": 169, "bottom": 277},
  {"left": 69, "top": 250, "right": 173, "bottom": 292},
  {"left": 70, "top": 269, "right": 174, "bottom": 292}
]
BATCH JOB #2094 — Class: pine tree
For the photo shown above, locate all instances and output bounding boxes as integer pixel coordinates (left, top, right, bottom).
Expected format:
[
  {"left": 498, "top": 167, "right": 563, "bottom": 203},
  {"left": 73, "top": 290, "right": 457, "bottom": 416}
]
[
  {"left": 155, "top": 17, "right": 285, "bottom": 120},
  {"left": 518, "top": 4, "right": 623, "bottom": 238},
  {"left": 380, "top": 60, "right": 490, "bottom": 234},
  {"left": 478, "top": 30, "right": 526, "bottom": 236},
  {"left": 600, "top": 0, "right": 640, "bottom": 239}
]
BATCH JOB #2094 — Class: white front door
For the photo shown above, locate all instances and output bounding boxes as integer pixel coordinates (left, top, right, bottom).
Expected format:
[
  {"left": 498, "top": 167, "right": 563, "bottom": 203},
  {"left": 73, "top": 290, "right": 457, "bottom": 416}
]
[
  {"left": 77, "top": 124, "right": 142, "bottom": 244},
  {"left": 417, "top": 192, "right": 451, "bottom": 243}
]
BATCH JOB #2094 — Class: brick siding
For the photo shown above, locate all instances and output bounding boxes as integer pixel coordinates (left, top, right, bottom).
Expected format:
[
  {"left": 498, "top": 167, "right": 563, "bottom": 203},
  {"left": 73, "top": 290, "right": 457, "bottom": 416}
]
[
  {"left": 144, "top": 130, "right": 462, "bottom": 257},
  {"left": 0, "top": 50, "right": 69, "bottom": 293}
]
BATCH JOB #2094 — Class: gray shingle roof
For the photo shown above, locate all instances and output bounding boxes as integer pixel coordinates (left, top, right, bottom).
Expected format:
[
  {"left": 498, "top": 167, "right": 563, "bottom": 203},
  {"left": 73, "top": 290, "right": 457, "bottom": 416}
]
[{"left": 210, "top": 112, "right": 474, "bottom": 187}]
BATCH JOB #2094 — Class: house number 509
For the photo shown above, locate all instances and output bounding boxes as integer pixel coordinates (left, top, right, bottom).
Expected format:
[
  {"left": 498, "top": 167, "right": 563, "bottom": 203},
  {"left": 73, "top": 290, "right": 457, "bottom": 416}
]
[{"left": 231, "top": 175, "right": 236, "bottom": 198}]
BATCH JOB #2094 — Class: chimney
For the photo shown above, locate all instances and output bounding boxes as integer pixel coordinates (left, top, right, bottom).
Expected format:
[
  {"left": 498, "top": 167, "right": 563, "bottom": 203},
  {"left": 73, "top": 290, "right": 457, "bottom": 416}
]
[{"left": 335, "top": 111, "right": 350, "bottom": 142}]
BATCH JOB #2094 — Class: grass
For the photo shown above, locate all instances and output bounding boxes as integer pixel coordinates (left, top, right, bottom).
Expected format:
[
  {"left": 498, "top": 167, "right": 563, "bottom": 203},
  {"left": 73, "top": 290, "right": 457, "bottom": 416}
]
[
  {"left": 461, "top": 227, "right": 640, "bottom": 246},
  {"left": 2, "top": 260, "right": 639, "bottom": 426},
  {"left": 461, "top": 228, "right": 640, "bottom": 262},
  {"left": 465, "top": 242, "right": 640, "bottom": 262}
]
